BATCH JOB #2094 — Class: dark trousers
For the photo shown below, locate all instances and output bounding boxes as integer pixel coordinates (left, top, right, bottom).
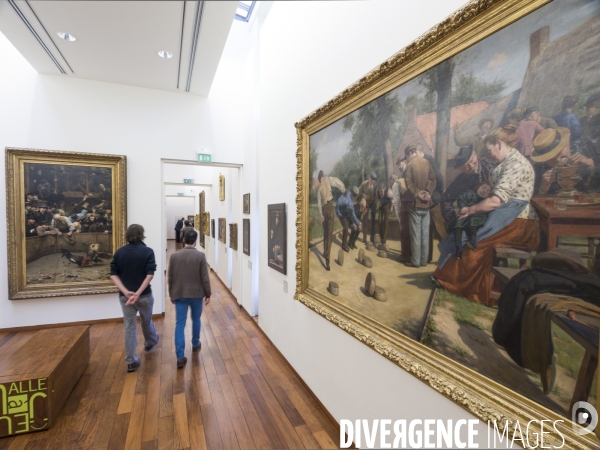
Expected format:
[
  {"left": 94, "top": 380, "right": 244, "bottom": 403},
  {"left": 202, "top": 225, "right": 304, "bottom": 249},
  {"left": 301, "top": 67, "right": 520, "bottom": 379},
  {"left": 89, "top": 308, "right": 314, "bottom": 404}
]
[
  {"left": 340, "top": 216, "right": 356, "bottom": 249},
  {"left": 379, "top": 204, "right": 391, "bottom": 244},
  {"left": 362, "top": 203, "right": 377, "bottom": 243},
  {"left": 322, "top": 202, "right": 335, "bottom": 260},
  {"left": 175, "top": 229, "right": 182, "bottom": 243}
]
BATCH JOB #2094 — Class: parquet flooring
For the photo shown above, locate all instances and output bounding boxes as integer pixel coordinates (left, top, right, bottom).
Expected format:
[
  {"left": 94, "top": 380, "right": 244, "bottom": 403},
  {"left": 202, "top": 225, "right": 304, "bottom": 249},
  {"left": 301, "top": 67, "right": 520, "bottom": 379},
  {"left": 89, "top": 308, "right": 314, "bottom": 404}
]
[{"left": 0, "top": 243, "right": 339, "bottom": 449}]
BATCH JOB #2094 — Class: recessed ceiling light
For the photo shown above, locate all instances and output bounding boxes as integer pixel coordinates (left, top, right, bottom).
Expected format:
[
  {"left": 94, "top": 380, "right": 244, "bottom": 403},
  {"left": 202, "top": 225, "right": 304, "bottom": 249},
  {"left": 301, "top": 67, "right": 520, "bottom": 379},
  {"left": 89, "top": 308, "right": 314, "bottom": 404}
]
[
  {"left": 57, "top": 32, "right": 76, "bottom": 41},
  {"left": 158, "top": 50, "right": 173, "bottom": 59}
]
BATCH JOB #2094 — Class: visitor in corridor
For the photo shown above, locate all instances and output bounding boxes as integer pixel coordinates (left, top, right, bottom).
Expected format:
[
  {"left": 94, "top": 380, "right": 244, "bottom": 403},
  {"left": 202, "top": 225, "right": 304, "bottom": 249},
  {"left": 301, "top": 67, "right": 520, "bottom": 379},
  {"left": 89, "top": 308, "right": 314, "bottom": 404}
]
[
  {"left": 174, "top": 217, "right": 184, "bottom": 244},
  {"left": 168, "top": 229, "right": 212, "bottom": 369},
  {"left": 180, "top": 219, "right": 194, "bottom": 243},
  {"left": 109, "top": 224, "right": 160, "bottom": 373}
]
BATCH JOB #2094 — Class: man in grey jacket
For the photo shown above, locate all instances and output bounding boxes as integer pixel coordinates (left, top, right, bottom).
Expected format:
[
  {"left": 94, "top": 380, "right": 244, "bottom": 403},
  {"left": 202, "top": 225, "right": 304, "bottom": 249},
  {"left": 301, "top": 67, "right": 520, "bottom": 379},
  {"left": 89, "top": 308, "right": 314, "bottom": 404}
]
[{"left": 168, "top": 229, "right": 212, "bottom": 368}]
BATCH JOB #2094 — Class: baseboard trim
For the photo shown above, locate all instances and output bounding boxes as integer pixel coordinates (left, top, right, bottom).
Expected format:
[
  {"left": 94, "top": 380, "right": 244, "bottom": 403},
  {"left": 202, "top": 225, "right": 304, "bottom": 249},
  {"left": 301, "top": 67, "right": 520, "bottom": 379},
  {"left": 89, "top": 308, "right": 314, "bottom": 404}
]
[
  {"left": 0, "top": 312, "right": 165, "bottom": 333},
  {"left": 210, "top": 270, "right": 353, "bottom": 448}
]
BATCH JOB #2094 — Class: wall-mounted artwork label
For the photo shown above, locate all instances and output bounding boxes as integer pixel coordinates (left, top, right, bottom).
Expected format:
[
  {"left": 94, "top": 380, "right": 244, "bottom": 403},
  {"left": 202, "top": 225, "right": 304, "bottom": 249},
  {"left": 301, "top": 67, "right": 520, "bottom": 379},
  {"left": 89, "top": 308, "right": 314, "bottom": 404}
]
[
  {"left": 197, "top": 154, "right": 212, "bottom": 163},
  {"left": 183, "top": 179, "right": 194, "bottom": 184},
  {"left": 177, "top": 193, "right": 184, "bottom": 196},
  {"left": 0, "top": 378, "right": 49, "bottom": 436}
]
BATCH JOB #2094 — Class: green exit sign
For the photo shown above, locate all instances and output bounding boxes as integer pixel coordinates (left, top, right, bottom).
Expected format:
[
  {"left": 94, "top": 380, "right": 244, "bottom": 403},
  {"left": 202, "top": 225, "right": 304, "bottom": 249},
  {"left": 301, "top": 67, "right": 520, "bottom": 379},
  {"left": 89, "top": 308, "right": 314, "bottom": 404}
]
[
  {"left": 197, "top": 153, "right": 212, "bottom": 163},
  {"left": 183, "top": 179, "right": 194, "bottom": 184}
]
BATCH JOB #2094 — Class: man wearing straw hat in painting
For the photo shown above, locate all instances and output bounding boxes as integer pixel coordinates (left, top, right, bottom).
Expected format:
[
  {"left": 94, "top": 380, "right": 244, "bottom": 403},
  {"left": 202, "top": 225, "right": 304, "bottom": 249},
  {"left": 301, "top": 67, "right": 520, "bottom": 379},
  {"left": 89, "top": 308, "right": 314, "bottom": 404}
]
[{"left": 530, "top": 127, "right": 596, "bottom": 195}]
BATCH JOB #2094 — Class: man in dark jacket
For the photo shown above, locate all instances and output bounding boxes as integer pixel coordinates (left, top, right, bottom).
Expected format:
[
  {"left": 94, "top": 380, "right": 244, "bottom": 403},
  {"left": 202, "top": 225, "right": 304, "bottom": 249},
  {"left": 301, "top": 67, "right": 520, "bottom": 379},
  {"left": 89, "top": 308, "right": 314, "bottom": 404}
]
[
  {"left": 110, "top": 224, "right": 159, "bottom": 372},
  {"left": 168, "top": 229, "right": 212, "bottom": 368},
  {"left": 440, "top": 145, "right": 495, "bottom": 229},
  {"left": 180, "top": 220, "right": 194, "bottom": 243},
  {"left": 174, "top": 217, "right": 184, "bottom": 244}
]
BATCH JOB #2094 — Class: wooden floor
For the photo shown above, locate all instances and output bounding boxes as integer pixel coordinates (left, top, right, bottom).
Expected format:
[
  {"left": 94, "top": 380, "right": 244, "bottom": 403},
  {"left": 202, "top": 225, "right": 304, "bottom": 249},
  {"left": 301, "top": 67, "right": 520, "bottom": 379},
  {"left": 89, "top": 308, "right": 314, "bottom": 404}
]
[{"left": 0, "top": 244, "right": 339, "bottom": 450}]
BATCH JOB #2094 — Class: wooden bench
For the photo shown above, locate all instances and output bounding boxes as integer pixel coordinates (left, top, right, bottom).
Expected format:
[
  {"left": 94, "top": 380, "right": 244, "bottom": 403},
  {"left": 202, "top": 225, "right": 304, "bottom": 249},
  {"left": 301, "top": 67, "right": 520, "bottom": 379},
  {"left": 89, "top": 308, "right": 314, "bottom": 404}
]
[
  {"left": 494, "top": 247, "right": 533, "bottom": 270},
  {"left": 490, "top": 267, "right": 523, "bottom": 301},
  {"left": 551, "top": 313, "right": 599, "bottom": 413},
  {"left": 0, "top": 326, "right": 89, "bottom": 437}
]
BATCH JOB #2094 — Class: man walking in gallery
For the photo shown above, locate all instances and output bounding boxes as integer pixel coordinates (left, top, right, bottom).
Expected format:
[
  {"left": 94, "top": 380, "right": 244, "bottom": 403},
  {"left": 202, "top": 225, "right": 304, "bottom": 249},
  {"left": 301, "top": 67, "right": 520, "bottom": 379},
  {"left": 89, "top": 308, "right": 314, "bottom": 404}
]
[
  {"left": 168, "top": 229, "right": 212, "bottom": 368},
  {"left": 404, "top": 145, "right": 436, "bottom": 268},
  {"left": 180, "top": 219, "right": 194, "bottom": 243},
  {"left": 109, "top": 224, "right": 159, "bottom": 373},
  {"left": 174, "top": 217, "right": 184, "bottom": 244},
  {"left": 317, "top": 170, "right": 345, "bottom": 271}
]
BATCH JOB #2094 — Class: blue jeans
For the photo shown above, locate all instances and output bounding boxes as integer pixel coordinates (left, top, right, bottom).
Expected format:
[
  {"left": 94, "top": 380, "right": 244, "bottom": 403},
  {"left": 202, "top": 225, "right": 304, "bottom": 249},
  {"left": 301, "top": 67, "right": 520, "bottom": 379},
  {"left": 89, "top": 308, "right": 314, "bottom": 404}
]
[
  {"left": 174, "top": 298, "right": 204, "bottom": 359},
  {"left": 119, "top": 293, "right": 158, "bottom": 365},
  {"left": 409, "top": 209, "right": 430, "bottom": 267}
]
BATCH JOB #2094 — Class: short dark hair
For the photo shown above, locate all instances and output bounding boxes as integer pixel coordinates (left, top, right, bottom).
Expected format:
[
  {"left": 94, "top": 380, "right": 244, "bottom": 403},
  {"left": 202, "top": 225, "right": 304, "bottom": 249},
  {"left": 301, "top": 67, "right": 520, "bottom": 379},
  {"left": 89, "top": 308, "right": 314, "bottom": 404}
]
[
  {"left": 184, "top": 229, "right": 197, "bottom": 245},
  {"left": 184, "top": 220, "right": 190, "bottom": 226},
  {"left": 126, "top": 224, "right": 145, "bottom": 243}
]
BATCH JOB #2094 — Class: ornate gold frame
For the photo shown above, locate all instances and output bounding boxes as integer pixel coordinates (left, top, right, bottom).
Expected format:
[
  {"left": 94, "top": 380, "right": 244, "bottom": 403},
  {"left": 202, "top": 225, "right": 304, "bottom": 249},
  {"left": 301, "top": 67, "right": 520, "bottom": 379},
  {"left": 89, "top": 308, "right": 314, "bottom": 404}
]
[
  {"left": 202, "top": 212, "right": 210, "bottom": 236},
  {"left": 294, "top": 0, "right": 599, "bottom": 446},
  {"left": 6, "top": 148, "right": 127, "bottom": 300}
]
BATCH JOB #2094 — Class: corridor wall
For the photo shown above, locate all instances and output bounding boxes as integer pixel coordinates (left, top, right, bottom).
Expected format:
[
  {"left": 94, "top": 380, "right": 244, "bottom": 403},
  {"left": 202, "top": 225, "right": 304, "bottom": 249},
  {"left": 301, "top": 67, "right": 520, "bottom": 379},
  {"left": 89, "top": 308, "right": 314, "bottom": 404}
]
[{"left": 253, "top": 0, "right": 500, "bottom": 445}]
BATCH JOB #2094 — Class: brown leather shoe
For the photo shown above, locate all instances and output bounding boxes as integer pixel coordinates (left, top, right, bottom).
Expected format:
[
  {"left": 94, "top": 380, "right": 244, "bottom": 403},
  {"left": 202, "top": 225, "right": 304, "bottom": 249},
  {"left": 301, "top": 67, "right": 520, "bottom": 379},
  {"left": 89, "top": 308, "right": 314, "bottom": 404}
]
[
  {"left": 177, "top": 357, "right": 187, "bottom": 369},
  {"left": 192, "top": 343, "right": 201, "bottom": 352}
]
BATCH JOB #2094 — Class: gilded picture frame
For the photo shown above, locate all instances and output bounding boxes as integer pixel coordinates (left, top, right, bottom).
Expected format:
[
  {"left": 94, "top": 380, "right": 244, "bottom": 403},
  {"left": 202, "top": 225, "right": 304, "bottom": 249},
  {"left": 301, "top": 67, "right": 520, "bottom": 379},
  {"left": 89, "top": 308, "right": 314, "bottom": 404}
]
[
  {"left": 218, "top": 218, "right": 226, "bottom": 244},
  {"left": 229, "top": 223, "right": 238, "bottom": 251},
  {"left": 219, "top": 174, "right": 225, "bottom": 201},
  {"left": 202, "top": 212, "right": 210, "bottom": 237},
  {"left": 294, "top": 0, "right": 600, "bottom": 446},
  {"left": 6, "top": 147, "right": 127, "bottom": 300}
]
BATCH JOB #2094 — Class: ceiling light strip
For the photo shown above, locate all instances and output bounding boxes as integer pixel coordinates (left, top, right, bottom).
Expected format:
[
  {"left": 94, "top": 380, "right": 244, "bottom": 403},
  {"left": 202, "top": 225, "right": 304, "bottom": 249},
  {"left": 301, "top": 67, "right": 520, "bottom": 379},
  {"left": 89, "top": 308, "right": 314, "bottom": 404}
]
[
  {"left": 177, "top": 1, "right": 186, "bottom": 89},
  {"left": 185, "top": 0, "right": 205, "bottom": 92},
  {"left": 25, "top": 0, "right": 74, "bottom": 73},
  {"left": 7, "top": 0, "right": 66, "bottom": 74}
]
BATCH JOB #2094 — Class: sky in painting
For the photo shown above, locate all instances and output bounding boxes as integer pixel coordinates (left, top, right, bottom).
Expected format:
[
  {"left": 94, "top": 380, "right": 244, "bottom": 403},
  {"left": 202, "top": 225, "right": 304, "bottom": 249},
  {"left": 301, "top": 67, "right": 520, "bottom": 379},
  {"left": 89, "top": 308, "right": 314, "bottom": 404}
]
[{"left": 310, "top": 0, "right": 600, "bottom": 176}]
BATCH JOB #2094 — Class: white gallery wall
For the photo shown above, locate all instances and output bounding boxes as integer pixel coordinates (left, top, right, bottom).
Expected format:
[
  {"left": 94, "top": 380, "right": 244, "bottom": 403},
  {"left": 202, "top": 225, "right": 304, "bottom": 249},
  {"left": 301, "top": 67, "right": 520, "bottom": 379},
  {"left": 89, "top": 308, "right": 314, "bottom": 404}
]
[
  {"left": 165, "top": 196, "right": 195, "bottom": 240},
  {"left": 254, "top": 0, "right": 503, "bottom": 445},
  {"left": 0, "top": 33, "right": 204, "bottom": 328},
  {"left": 0, "top": 9, "right": 255, "bottom": 328}
]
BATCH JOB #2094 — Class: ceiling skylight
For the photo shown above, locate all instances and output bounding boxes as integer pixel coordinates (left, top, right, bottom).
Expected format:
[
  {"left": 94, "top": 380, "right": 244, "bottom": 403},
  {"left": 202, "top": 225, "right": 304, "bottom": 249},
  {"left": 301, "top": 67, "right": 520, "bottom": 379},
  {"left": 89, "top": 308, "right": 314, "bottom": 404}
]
[{"left": 234, "top": 1, "right": 255, "bottom": 22}]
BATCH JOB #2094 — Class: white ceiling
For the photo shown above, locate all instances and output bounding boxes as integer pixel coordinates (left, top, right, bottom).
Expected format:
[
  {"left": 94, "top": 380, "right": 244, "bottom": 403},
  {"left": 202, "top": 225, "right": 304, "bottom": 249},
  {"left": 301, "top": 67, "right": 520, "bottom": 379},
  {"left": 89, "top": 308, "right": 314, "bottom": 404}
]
[{"left": 0, "top": 1, "right": 239, "bottom": 95}]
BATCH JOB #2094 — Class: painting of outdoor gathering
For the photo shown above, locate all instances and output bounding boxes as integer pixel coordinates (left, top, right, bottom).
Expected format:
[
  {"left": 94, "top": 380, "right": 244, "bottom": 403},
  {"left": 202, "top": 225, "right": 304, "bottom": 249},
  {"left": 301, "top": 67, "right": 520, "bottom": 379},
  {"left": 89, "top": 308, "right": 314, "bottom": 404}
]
[
  {"left": 24, "top": 162, "right": 114, "bottom": 285},
  {"left": 308, "top": 0, "right": 600, "bottom": 419}
]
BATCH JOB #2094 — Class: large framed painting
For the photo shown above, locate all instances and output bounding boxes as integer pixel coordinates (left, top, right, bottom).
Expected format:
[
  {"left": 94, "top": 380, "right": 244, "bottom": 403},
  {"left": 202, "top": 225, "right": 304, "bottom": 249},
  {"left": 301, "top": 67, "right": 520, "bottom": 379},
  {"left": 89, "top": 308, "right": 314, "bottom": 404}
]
[
  {"left": 198, "top": 191, "right": 205, "bottom": 248},
  {"left": 243, "top": 218, "right": 250, "bottom": 256},
  {"left": 268, "top": 203, "right": 286, "bottom": 274},
  {"left": 218, "top": 218, "right": 226, "bottom": 244},
  {"left": 229, "top": 223, "right": 238, "bottom": 251},
  {"left": 243, "top": 193, "right": 250, "bottom": 214},
  {"left": 295, "top": 0, "right": 600, "bottom": 446},
  {"left": 6, "top": 148, "right": 126, "bottom": 300}
]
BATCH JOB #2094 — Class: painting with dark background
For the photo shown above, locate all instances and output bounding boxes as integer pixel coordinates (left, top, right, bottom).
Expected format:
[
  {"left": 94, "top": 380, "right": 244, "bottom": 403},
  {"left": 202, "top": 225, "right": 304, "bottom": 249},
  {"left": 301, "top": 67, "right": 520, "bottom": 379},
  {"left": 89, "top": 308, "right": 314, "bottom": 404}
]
[{"left": 24, "top": 162, "right": 114, "bottom": 286}]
